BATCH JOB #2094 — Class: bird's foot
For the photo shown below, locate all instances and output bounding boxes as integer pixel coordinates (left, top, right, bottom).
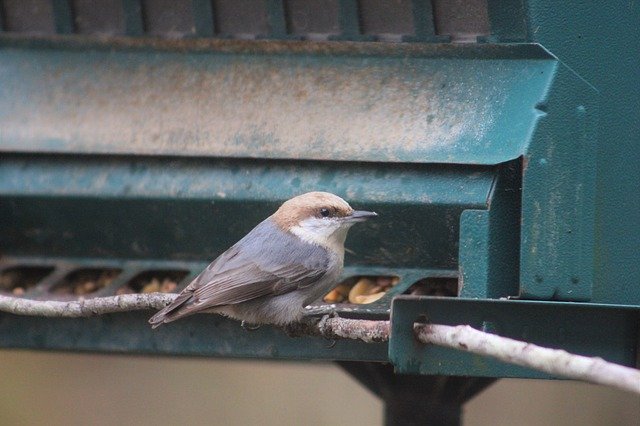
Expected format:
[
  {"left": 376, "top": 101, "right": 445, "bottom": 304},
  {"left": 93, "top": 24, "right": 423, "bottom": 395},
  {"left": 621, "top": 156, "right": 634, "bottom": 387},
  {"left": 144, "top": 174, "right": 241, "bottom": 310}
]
[
  {"left": 241, "top": 320, "right": 261, "bottom": 331},
  {"left": 318, "top": 312, "right": 340, "bottom": 348},
  {"left": 323, "top": 338, "right": 337, "bottom": 349},
  {"left": 326, "top": 309, "right": 341, "bottom": 320}
]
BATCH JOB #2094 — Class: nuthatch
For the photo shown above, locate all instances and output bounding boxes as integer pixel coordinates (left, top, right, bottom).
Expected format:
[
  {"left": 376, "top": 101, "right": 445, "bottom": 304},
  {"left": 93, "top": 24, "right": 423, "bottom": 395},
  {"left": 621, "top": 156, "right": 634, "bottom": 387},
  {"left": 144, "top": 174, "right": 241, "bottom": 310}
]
[{"left": 149, "top": 192, "right": 377, "bottom": 328}]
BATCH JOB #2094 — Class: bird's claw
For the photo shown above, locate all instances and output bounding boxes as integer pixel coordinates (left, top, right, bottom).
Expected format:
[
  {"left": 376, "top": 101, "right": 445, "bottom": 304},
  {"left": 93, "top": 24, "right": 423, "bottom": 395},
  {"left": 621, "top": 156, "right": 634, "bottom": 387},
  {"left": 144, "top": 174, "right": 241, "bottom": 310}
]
[
  {"left": 241, "top": 320, "right": 261, "bottom": 331},
  {"left": 324, "top": 338, "right": 337, "bottom": 349},
  {"left": 320, "top": 309, "right": 340, "bottom": 323},
  {"left": 318, "top": 312, "right": 340, "bottom": 349}
]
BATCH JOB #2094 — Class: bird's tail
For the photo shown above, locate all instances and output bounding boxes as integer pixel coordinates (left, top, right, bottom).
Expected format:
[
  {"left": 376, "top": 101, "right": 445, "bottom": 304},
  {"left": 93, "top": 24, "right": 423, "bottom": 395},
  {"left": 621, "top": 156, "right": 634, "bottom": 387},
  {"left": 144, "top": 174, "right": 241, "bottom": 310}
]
[{"left": 148, "top": 292, "right": 194, "bottom": 329}]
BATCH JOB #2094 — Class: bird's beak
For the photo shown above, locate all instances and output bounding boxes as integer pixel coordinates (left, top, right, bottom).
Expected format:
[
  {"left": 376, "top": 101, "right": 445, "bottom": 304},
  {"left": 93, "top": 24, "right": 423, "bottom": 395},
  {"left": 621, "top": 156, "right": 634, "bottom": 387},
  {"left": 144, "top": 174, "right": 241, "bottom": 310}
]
[{"left": 346, "top": 210, "right": 378, "bottom": 223}]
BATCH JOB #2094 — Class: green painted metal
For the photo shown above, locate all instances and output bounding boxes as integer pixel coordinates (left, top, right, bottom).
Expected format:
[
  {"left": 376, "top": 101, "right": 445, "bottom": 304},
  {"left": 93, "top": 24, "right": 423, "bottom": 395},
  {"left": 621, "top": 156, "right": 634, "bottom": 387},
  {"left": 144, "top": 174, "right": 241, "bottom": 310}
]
[
  {"left": 331, "top": 0, "right": 375, "bottom": 41},
  {"left": 0, "top": 311, "right": 389, "bottom": 361},
  {"left": 519, "top": 65, "right": 598, "bottom": 301},
  {"left": 458, "top": 161, "right": 521, "bottom": 299},
  {"left": 0, "top": 39, "right": 554, "bottom": 165},
  {"left": 520, "top": 0, "right": 640, "bottom": 306},
  {"left": 192, "top": 0, "right": 215, "bottom": 37},
  {"left": 0, "top": 155, "right": 493, "bottom": 269},
  {"left": 122, "top": 0, "right": 144, "bottom": 36},
  {"left": 485, "top": 0, "right": 640, "bottom": 305},
  {"left": 265, "top": 0, "right": 292, "bottom": 40},
  {"left": 404, "top": 0, "right": 449, "bottom": 43},
  {"left": 51, "top": 0, "right": 75, "bottom": 35},
  {"left": 390, "top": 297, "right": 640, "bottom": 377}
]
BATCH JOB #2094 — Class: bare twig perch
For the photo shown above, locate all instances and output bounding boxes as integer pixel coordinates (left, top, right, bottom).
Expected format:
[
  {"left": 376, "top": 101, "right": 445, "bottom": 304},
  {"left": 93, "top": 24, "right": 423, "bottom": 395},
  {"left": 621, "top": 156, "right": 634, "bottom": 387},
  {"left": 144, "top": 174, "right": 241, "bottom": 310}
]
[
  {"left": 0, "top": 293, "right": 175, "bottom": 317},
  {"left": 298, "top": 318, "right": 640, "bottom": 394},
  {"left": 1, "top": 293, "right": 638, "bottom": 394},
  {"left": 414, "top": 324, "right": 640, "bottom": 395}
]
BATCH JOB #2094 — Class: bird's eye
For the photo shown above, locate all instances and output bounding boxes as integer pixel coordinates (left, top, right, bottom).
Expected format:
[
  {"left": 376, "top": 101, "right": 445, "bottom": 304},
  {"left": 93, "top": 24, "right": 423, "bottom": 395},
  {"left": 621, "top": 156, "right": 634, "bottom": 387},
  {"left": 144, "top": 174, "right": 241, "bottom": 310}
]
[{"left": 320, "top": 208, "right": 330, "bottom": 217}]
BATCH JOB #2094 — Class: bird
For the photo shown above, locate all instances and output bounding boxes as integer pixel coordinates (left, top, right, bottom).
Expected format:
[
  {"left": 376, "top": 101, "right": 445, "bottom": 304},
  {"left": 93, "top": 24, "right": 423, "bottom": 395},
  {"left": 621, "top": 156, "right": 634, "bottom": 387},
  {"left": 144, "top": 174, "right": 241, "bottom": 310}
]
[{"left": 149, "top": 191, "right": 377, "bottom": 328}]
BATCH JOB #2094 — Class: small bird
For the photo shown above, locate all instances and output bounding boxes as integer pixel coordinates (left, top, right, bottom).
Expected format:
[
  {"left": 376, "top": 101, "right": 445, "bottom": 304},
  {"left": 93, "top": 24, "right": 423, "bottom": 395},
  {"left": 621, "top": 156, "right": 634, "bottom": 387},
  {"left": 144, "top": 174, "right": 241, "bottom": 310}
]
[{"left": 149, "top": 191, "right": 377, "bottom": 328}]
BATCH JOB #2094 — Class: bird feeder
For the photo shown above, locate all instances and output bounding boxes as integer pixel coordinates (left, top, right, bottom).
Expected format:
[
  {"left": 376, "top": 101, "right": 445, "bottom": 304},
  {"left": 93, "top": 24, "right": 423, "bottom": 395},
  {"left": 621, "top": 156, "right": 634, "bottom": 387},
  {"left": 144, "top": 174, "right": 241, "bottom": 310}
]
[{"left": 1, "top": 1, "right": 638, "bottom": 424}]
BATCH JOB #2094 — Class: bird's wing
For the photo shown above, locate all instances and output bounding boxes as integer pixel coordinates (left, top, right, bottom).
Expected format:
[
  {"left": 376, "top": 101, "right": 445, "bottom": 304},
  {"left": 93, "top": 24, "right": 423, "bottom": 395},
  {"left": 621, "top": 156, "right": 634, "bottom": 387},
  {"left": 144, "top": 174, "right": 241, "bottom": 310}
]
[
  {"left": 149, "top": 219, "right": 330, "bottom": 325},
  {"left": 188, "top": 255, "right": 327, "bottom": 306}
]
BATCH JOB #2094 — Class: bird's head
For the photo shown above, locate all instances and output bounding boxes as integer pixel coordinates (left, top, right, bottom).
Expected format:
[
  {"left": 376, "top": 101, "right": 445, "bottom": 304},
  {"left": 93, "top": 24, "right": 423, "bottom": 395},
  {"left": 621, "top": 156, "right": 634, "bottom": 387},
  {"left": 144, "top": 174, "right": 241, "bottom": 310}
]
[{"left": 272, "top": 192, "right": 377, "bottom": 252}]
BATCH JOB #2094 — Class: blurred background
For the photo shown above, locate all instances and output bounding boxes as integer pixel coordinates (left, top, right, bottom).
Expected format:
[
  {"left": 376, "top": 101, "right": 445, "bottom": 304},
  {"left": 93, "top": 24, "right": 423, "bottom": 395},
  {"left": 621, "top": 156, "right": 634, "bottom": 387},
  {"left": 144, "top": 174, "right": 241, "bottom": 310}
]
[{"left": 1, "top": 350, "right": 637, "bottom": 426}]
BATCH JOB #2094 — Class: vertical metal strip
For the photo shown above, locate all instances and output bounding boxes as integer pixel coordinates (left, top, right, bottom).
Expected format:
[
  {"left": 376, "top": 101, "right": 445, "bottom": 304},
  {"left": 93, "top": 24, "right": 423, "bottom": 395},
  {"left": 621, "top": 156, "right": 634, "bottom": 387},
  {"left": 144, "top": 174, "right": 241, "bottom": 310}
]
[
  {"left": 192, "top": 0, "right": 215, "bottom": 37},
  {"left": 411, "top": 0, "right": 436, "bottom": 38},
  {"left": 258, "top": 0, "right": 302, "bottom": 40},
  {"left": 404, "top": 0, "right": 450, "bottom": 42},
  {"left": 337, "top": 0, "right": 361, "bottom": 39},
  {"left": 266, "top": 0, "right": 289, "bottom": 39},
  {"left": 484, "top": 0, "right": 528, "bottom": 42},
  {"left": 265, "top": 0, "right": 288, "bottom": 39},
  {"left": 330, "top": 0, "right": 374, "bottom": 41},
  {"left": 52, "top": 0, "right": 75, "bottom": 34},
  {"left": 0, "top": 0, "right": 6, "bottom": 32},
  {"left": 122, "top": 0, "right": 144, "bottom": 36}
]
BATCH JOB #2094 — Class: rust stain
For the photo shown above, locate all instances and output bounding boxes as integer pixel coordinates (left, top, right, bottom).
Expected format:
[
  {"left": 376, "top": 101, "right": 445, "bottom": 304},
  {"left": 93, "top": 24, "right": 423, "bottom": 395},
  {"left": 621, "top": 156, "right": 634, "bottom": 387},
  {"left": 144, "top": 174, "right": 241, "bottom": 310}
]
[{"left": 0, "top": 33, "right": 547, "bottom": 59}]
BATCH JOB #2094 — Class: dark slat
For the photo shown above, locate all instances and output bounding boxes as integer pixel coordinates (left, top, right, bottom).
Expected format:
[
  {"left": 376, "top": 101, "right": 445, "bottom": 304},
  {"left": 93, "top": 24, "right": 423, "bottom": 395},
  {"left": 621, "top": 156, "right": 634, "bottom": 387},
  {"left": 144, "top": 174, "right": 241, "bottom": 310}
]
[
  {"left": 52, "top": 0, "right": 75, "bottom": 34},
  {"left": 0, "top": 1, "right": 5, "bottom": 32},
  {"left": 404, "top": 0, "right": 450, "bottom": 42},
  {"left": 265, "top": 0, "right": 287, "bottom": 38},
  {"left": 336, "top": 0, "right": 360, "bottom": 38},
  {"left": 192, "top": 0, "right": 214, "bottom": 37},
  {"left": 122, "top": 0, "right": 143, "bottom": 35}
]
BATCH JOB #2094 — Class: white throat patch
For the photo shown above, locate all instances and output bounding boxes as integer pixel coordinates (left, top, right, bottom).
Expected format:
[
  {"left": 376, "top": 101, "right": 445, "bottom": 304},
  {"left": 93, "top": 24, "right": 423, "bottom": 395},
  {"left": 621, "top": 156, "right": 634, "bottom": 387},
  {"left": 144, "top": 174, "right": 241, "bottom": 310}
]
[{"left": 289, "top": 217, "right": 352, "bottom": 254}]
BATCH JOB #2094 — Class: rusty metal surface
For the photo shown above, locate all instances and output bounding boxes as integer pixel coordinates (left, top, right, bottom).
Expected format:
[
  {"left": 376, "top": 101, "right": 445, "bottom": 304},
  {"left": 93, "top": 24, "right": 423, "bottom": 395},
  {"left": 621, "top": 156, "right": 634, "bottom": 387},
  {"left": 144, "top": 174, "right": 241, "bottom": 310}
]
[{"left": 0, "top": 36, "right": 554, "bottom": 164}]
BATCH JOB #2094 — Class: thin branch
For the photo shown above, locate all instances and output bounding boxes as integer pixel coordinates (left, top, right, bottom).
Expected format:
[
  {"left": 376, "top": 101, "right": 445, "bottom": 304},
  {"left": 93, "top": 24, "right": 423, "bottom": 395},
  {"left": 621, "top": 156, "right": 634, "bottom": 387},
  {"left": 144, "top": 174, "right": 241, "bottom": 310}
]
[
  {"left": 287, "top": 317, "right": 390, "bottom": 343},
  {"left": 414, "top": 323, "right": 640, "bottom": 395},
  {"left": 309, "top": 318, "right": 640, "bottom": 394},
  {"left": 0, "top": 293, "right": 176, "bottom": 317},
  {"left": 1, "top": 293, "right": 638, "bottom": 394}
]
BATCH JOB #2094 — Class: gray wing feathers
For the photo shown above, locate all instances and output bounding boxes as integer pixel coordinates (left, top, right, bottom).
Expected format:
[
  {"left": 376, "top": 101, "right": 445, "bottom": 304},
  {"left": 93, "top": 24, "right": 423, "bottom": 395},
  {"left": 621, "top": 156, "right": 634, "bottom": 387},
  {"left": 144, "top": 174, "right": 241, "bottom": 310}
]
[
  {"left": 192, "top": 262, "right": 325, "bottom": 303},
  {"left": 149, "top": 218, "right": 329, "bottom": 326}
]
